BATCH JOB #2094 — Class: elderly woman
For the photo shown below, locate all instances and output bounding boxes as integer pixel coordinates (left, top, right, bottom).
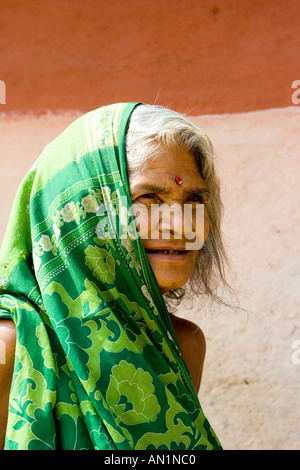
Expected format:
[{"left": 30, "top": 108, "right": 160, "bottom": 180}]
[{"left": 0, "top": 102, "right": 227, "bottom": 450}]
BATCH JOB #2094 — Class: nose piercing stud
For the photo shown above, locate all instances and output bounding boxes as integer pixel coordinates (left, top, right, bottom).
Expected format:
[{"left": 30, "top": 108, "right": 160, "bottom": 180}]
[{"left": 175, "top": 176, "right": 182, "bottom": 185}]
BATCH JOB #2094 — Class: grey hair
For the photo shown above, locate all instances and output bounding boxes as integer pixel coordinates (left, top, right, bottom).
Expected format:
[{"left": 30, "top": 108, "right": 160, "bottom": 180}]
[
  {"left": 125, "top": 103, "right": 232, "bottom": 308},
  {"left": 125, "top": 104, "right": 214, "bottom": 178}
]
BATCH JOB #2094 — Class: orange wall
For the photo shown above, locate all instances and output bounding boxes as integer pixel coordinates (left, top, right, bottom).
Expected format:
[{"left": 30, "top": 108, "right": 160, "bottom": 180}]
[{"left": 1, "top": 0, "right": 300, "bottom": 114}]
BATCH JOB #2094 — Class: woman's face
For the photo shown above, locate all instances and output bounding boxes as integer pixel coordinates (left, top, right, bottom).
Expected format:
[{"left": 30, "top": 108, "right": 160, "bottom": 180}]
[{"left": 129, "top": 148, "right": 209, "bottom": 293}]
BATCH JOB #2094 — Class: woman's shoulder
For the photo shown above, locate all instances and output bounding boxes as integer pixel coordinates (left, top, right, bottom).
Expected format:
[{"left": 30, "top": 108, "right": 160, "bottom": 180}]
[
  {"left": 0, "top": 319, "right": 16, "bottom": 375},
  {"left": 0, "top": 319, "right": 15, "bottom": 449},
  {"left": 170, "top": 314, "right": 206, "bottom": 392},
  {"left": 171, "top": 314, "right": 206, "bottom": 349}
]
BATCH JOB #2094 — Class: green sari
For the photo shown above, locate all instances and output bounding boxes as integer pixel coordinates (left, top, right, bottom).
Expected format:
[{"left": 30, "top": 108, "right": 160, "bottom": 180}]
[{"left": 0, "top": 102, "right": 222, "bottom": 450}]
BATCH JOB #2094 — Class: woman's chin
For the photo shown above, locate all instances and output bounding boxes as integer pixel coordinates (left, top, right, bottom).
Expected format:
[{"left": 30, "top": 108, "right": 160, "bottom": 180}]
[
  {"left": 147, "top": 261, "right": 192, "bottom": 293},
  {"left": 145, "top": 249, "right": 197, "bottom": 293}
]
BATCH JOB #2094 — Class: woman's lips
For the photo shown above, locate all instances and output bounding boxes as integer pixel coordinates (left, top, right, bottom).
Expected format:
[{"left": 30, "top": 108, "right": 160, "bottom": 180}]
[{"left": 145, "top": 249, "right": 190, "bottom": 261}]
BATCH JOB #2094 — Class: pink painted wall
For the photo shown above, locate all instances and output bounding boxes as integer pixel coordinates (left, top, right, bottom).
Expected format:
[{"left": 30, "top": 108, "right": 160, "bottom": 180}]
[{"left": 1, "top": 0, "right": 300, "bottom": 115}]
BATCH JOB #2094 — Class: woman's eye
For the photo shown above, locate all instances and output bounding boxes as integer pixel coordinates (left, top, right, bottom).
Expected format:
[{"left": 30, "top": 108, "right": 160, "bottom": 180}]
[
  {"left": 187, "top": 196, "right": 205, "bottom": 204},
  {"left": 138, "top": 194, "right": 159, "bottom": 202}
]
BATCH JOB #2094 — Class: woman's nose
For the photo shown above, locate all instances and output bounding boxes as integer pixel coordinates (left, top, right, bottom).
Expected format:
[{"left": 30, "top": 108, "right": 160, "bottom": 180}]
[
  {"left": 159, "top": 203, "right": 183, "bottom": 239},
  {"left": 158, "top": 203, "right": 206, "bottom": 249}
]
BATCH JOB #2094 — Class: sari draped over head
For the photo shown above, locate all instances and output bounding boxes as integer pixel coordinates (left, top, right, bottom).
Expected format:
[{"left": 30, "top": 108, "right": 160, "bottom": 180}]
[{"left": 0, "top": 102, "right": 222, "bottom": 450}]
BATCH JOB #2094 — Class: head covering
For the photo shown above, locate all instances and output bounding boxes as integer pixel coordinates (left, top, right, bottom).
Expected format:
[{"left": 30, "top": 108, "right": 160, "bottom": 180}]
[{"left": 0, "top": 102, "right": 221, "bottom": 450}]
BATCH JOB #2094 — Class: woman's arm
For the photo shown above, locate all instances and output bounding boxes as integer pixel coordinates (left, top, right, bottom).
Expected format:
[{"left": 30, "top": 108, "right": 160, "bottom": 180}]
[
  {"left": 0, "top": 320, "right": 16, "bottom": 450},
  {"left": 170, "top": 315, "right": 206, "bottom": 394}
]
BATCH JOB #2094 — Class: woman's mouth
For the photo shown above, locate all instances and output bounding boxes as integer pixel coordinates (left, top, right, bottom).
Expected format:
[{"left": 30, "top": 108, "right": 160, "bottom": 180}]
[{"left": 145, "top": 249, "right": 189, "bottom": 261}]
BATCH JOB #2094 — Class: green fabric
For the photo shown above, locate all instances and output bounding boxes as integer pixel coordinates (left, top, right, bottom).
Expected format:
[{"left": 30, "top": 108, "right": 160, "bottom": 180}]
[{"left": 0, "top": 102, "right": 222, "bottom": 450}]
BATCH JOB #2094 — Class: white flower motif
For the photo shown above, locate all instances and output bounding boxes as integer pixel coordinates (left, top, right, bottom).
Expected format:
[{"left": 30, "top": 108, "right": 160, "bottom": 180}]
[
  {"left": 61, "top": 202, "right": 77, "bottom": 223},
  {"left": 119, "top": 206, "right": 129, "bottom": 227},
  {"left": 39, "top": 235, "right": 53, "bottom": 252},
  {"left": 53, "top": 223, "right": 61, "bottom": 240},
  {"left": 141, "top": 285, "right": 155, "bottom": 309},
  {"left": 121, "top": 236, "right": 133, "bottom": 253},
  {"left": 81, "top": 195, "right": 99, "bottom": 214},
  {"left": 0, "top": 276, "right": 8, "bottom": 289},
  {"left": 101, "top": 186, "right": 111, "bottom": 202}
]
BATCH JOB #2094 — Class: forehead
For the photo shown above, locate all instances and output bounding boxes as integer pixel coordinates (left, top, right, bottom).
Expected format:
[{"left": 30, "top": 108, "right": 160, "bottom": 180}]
[{"left": 129, "top": 148, "right": 207, "bottom": 191}]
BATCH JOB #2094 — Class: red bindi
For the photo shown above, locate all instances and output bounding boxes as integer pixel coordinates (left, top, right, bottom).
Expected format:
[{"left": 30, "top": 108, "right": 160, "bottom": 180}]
[{"left": 174, "top": 176, "right": 182, "bottom": 185}]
